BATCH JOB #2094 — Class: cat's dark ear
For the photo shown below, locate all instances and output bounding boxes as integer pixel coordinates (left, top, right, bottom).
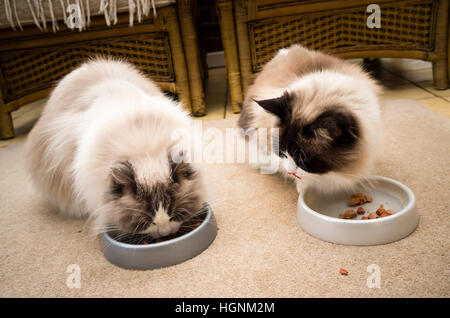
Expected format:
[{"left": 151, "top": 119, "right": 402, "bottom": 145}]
[
  {"left": 254, "top": 91, "right": 292, "bottom": 124},
  {"left": 109, "top": 161, "right": 136, "bottom": 197},
  {"left": 303, "top": 109, "right": 359, "bottom": 148},
  {"left": 170, "top": 160, "right": 196, "bottom": 183}
]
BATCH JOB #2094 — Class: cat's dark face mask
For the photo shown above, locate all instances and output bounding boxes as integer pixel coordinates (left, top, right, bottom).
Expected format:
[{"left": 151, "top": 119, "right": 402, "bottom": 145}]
[
  {"left": 255, "top": 92, "right": 361, "bottom": 174},
  {"left": 105, "top": 159, "right": 204, "bottom": 237}
]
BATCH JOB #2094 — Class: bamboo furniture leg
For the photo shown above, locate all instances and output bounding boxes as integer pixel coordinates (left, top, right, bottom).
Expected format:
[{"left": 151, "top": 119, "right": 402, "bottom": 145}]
[
  {"left": 0, "top": 110, "right": 14, "bottom": 140},
  {"left": 216, "top": 0, "right": 242, "bottom": 113},
  {"left": 234, "top": 0, "right": 253, "bottom": 95},
  {"left": 178, "top": 0, "right": 206, "bottom": 116},
  {"left": 0, "top": 87, "right": 14, "bottom": 139},
  {"left": 165, "top": 6, "right": 193, "bottom": 114},
  {"left": 431, "top": 0, "right": 449, "bottom": 89}
]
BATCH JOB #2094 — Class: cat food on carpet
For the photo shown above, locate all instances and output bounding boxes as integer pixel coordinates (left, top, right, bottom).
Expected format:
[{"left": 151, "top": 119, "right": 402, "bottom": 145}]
[
  {"left": 347, "top": 193, "right": 373, "bottom": 206},
  {"left": 339, "top": 268, "right": 349, "bottom": 275}
]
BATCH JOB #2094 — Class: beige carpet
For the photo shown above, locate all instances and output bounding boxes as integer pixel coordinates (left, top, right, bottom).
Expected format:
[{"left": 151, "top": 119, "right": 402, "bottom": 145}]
[{"left": 0, "top": 99, "right": 449, "bottom": 297}]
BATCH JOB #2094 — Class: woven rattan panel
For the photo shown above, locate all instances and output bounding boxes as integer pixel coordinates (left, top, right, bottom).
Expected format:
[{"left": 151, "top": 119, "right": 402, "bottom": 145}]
[
  {"left": 249, "top": 0, "right": 436, "bottom": 72},
  {"left": 0, "top": 32, "right": 174, "bottom": 103}
]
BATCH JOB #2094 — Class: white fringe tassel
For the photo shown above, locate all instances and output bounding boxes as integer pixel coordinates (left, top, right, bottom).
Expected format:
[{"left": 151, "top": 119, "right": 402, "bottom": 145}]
[
  {"left": 48, "top": 0, "right": 59, "bottom": 32},
  {"left": 85, "top": 0, "right": 91, "bottom": 26},
  {"left": 37, "top": 0, "right": 47, "bottom": 30},
  {"left": 128, "top": 0, "right": 157, "bottom": 26},
  {"left": 4, "top": 0, "right": 15, "bottom": 30},
  {"left": 75, "top": 0, "right": 85, "bottom": 30},
  {"left": 4, "top": 0, "right": 160, "bottom": 31},
  {"left": 100, "top": 0, "right": 121, "bottom": 26},
  {"left": 59, "top": 0, "right": 67, "bottom": 22},
  {"left": 12, "top": 0, "right": 24, "bottom": 30},
  {"left": 26, "top": 0, "right": 42, "bottom": 30}
]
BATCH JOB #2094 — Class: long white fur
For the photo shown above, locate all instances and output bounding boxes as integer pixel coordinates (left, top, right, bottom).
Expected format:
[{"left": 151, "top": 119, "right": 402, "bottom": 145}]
[
  {"left": 243, "top": 45, "right": 382, "bottom": 194},
  {"left": 25, "top": 59, "right": 191, "bottom": 220}
]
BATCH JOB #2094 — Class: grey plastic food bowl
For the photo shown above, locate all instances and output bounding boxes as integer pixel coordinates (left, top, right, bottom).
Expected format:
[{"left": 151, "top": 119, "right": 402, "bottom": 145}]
[{"left": 102, "top": 204, "right": 217, "bottom": 270}]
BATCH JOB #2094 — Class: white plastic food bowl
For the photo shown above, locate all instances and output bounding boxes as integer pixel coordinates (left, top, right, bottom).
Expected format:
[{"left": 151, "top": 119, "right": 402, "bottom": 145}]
[{"left": 297, "top": 176, "right": 419, "bottom": 245}]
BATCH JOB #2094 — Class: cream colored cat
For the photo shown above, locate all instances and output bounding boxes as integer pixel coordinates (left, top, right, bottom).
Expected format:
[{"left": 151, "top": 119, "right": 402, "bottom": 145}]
[
  {"left": 239, "top": 45, "right": 382, "bottom": 193},
  {"left": 25, "top": 59, "right": 204, "bottom": 238}
]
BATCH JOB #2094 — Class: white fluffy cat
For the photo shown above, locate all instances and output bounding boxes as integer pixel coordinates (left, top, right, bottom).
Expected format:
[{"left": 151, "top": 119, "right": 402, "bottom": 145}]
[
  {"left": 239, "top": 45, "right": 382, "bottom": 193},
  {"left": 25, "top": 59, "right": 204, "bottom": 238}
]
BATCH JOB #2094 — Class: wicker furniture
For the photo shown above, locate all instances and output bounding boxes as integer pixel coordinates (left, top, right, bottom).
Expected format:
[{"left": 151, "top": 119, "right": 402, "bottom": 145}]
[
  {"left": 216, "top": 0, "right": 449, "bottom": 113},
  {"left": 0, "top": 1, "right": 206, "bottom": 139}
]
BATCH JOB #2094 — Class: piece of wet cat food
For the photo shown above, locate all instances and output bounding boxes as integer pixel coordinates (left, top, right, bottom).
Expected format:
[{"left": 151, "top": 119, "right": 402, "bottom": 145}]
[
  {"left": 375, "top": 204, "right": 396, "bottom": 218},
  {"left": 155, "top": 233, "right": 179, "bottom": 243},
  {"left": 347, "top": 193, "right": 373, "bottom": 206},
  {"left": 339, "top": 209, "right": 357, "bottom": 219},
  {"left": 357, "top": 205, "right": 397, "bottom": 220},
  {"left": 339, "top": 200, "right": 396, "bottom": 220},
  {"left": 191, "top": 221, "right": 202, "bottom": 228},
  {"left": 376, "top": 204, "right": 386, "bottom": 216},
  {"left": 339, "top": 268, "right": 349, "bottom": 275},
  {"left": 380, "top": 209, "right": 396, "bottom": 218},
  {"left": 368, "top": 212, "right": 379, "bottom": 219}
]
